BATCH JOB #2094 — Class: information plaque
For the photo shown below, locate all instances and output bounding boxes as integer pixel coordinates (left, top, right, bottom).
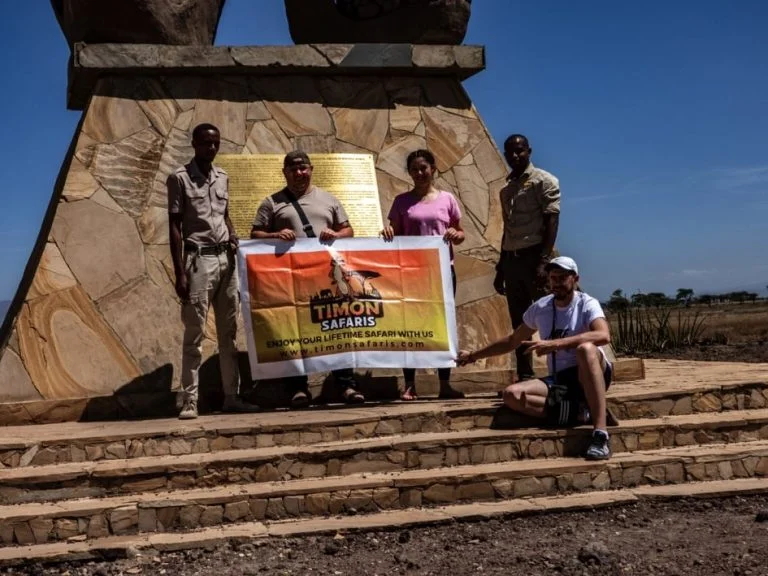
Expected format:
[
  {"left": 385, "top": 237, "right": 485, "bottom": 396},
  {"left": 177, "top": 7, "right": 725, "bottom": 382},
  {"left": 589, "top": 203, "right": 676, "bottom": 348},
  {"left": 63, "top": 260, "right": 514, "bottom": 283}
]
[{"left": 216, "top": 154, "right": 384, "bottom": 238}]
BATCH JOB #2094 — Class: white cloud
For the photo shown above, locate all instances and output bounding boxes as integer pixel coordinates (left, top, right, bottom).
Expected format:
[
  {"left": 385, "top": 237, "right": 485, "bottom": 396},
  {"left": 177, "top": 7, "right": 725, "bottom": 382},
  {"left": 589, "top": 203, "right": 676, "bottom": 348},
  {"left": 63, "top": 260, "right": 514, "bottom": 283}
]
[
  {"left": 666, "top": 268, "right": 718, "bottom": 279},
  {"left": 570, "top": 176, "right": 654, "bottom": 204},
  {"left": 693, "top": 165, "right": 768, "bottom": 193},
  {"left": 571, "top": 190, "right": 643, "bottom": 204},
  {"left": 568, "top": 165, "right": 768, "bottom": 206}
]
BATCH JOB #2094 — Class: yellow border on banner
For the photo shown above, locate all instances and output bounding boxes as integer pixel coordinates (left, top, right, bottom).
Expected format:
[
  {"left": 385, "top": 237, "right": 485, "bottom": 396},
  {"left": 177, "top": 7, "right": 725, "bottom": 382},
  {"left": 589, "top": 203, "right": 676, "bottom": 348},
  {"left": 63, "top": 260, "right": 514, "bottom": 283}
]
[{"left": 237, "top": 237, "right": 458, "bottom": 379}]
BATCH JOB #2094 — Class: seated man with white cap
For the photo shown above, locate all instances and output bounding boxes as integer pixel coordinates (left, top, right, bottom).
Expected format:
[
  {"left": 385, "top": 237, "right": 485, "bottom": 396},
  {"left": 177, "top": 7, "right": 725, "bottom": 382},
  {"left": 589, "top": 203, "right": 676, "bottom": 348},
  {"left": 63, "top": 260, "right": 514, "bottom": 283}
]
[{"left": 457, "top": 256, "right": 613, "bottom": 460}]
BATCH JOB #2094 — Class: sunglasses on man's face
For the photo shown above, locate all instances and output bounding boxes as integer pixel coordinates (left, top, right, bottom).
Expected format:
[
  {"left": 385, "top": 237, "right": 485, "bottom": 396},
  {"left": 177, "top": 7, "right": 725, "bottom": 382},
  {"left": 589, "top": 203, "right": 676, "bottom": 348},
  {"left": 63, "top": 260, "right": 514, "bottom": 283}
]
[{"left": 285, "top": 164, "right": 311, "bottom": 173}]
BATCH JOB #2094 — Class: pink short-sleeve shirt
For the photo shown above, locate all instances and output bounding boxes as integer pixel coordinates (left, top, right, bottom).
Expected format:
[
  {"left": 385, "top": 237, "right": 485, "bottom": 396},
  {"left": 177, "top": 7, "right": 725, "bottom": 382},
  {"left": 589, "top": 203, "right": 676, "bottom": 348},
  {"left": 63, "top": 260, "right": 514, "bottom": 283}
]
[
  {"left": 387, "top": 190, "right": 462, "bottom": 261},
  {"left": 387, "top": 190, "right": 461, "bottom": 236}
]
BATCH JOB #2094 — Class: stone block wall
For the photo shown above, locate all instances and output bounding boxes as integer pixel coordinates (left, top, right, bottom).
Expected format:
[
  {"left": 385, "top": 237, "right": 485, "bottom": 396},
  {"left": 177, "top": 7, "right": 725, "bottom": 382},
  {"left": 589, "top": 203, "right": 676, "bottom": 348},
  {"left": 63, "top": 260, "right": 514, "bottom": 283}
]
[{"left": 0, "top": 72, "right": 517, "bottom": 418}]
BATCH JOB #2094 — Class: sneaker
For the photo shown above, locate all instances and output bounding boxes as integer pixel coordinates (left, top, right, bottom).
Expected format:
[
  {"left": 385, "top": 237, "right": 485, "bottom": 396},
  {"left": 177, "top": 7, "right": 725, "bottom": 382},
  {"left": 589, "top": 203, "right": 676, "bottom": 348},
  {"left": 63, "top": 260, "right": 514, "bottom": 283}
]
[
  {"left": 584, "top": 430, "right": 611, "bottom": 460},
  {"left": 222, "top": 395, "right": 261, "bottom": 413},
  {"left": 178, "top": 397, "right": 198, "bottom": 420}
]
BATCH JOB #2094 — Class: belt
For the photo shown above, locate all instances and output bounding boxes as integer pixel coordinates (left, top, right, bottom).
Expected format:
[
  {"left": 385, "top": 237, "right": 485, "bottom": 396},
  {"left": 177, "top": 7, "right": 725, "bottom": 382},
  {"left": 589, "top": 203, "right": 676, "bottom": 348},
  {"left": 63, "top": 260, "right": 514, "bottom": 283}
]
[
  {"left": 185, "top": 242, "right": 230, "bottom": 256},
  {"left": 503, "top": 244, "right": 542, "bottom": 257}
]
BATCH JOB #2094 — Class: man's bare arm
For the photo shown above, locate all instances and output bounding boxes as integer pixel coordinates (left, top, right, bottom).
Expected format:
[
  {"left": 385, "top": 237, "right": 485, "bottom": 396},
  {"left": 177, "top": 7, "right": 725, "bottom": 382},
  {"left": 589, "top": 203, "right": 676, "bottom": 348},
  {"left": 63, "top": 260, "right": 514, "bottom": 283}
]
[
  {"left": 250, "top": 226, "right": 272, "bottom": 239},
  {"left": 558, "top": 317, "right": 611, "bottom": 349},
  {"left": 524, "top": 318, "right": 611, "bottom": 356},
  {"left": 541, "top": 213, "right": 559, "bottom": 259},
  {"left": 458, "top": 323, "right": 537, "bottom": 364},
  {"left": 224, "top": 207, "right": 238, "bottom": 247},
  {"left": 169, "top": 215, "right": 184, "bottom": 277},
  {"left": 169, "top": 214, "right": 188, "bottom": 300},
  {"left": 250, "top": 225, "right": 296, "bottom": 241},
  {"left": 333, "top": 221, "right": 354, "bottom": 238}
]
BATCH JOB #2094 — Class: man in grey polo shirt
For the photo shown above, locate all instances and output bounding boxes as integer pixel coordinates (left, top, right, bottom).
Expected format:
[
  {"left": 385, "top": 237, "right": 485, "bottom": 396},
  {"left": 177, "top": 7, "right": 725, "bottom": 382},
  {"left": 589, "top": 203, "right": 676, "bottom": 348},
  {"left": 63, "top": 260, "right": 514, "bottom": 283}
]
[
  {"left": 494, "top": 134, "right": 560, "bottom": 381},
  {"left": 168, "top": 123, "right": 260, "bottom": 419},
  {"left": 250, "top": 150, "right": 365, "bottom": 408}
]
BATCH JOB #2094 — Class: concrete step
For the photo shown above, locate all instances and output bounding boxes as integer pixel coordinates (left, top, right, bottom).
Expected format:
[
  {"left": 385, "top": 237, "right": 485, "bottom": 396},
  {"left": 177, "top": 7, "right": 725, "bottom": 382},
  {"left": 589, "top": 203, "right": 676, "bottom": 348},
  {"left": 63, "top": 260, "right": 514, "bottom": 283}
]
[
  {"left": 2, "top": 378, "right": 766, "bottom": 469},
  {"left": 3, "top": 476, "right": 768, "bottom": 567},
  {"left": 1, "top": 440, "right": 766, "bottom": 546},
  {"left": 3, "top": 408, "right": 768, "bottom": 504}
]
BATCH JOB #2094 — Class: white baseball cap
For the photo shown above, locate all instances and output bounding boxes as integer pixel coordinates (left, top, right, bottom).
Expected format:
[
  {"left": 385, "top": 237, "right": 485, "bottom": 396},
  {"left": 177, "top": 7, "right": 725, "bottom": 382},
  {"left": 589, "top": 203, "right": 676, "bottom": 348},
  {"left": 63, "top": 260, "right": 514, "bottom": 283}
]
[{"left": 545, "top": 256, "right": 578, "bottom": 274}]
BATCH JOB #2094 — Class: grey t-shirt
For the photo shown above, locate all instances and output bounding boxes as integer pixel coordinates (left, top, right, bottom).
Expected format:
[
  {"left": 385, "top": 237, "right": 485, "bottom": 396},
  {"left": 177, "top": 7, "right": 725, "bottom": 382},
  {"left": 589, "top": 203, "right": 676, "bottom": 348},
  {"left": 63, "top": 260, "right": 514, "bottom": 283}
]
[{"left": 252, "top": 186, "right": 350, "bottom": 237}]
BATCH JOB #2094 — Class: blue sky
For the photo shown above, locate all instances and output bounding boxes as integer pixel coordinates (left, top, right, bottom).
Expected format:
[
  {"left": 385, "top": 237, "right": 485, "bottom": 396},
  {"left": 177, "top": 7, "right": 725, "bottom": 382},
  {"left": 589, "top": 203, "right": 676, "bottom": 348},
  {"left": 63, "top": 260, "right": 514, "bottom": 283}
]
[{"left": 1, "top": 0, "right": 767, "bottom": 304}]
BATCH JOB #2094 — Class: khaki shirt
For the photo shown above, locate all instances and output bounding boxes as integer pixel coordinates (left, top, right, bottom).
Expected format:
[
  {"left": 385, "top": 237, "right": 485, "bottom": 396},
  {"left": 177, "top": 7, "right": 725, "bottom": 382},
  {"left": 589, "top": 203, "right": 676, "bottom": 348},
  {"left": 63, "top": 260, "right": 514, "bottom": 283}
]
[
  {"left": 167, "top": 160, "right": 230, "bottom": 246},
  {"left": 253, "top": 186, "right": 350, "bottom": 237},
  {"left": 500, "top": 162, "right": 560, "bottom": 251}
]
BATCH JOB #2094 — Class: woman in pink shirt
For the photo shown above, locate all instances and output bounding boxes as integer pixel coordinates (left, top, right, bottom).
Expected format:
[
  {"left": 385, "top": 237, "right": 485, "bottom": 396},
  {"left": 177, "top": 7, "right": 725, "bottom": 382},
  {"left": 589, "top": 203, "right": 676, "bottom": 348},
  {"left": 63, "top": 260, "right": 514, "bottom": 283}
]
[{"left": 382, "top": 149, "right": 466, "bottom": 401}]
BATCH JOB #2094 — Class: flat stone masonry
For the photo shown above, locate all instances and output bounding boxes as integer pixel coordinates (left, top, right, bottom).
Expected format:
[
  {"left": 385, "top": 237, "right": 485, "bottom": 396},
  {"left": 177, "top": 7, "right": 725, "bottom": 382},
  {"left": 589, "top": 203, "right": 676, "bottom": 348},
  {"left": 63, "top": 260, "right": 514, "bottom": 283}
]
[
  {"left": 1, "top": 446, "right": 767, "bottom": 544},
  {"left": 2, "top": 408, "right": 768, "bottom": 503},
  {"left": 68, "top": 43, "right": 485, "bottom": 110},
  {"left": 0, "top": 42, "right": 517, "bottom": 421},
  {"left": 0, "top": 361, "right": 763, "bottom": 451},
  {"left": 0, "top": 362, "right": 766, "bottom": 555}
]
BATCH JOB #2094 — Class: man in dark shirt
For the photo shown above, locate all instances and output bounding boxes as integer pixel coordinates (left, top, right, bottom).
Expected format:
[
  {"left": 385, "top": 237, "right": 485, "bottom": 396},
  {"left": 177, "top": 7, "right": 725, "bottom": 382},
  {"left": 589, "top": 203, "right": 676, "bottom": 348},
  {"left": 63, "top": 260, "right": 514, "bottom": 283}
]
[{"left": 494, "top": 134, "right": 560, "bottom": 381}]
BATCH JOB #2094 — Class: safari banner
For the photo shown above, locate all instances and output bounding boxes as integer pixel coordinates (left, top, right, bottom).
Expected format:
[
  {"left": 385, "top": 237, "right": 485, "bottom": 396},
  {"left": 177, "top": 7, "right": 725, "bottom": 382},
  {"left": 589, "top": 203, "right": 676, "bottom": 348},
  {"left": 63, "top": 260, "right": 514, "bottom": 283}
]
[{"left": 237, "top": 237, "right": 458, "bottom": 379}]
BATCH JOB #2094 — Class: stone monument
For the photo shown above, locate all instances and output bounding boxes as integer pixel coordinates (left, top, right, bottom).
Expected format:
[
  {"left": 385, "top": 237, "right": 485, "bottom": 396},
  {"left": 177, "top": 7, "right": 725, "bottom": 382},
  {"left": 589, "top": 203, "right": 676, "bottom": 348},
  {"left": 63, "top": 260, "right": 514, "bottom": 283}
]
[
  {"left": 285, "top": 0, "right": 472, "bottom": 45},
  {"left": 0, "top": 0, "right": 518, "bottom": 423},
  {"left": 51, "top": 0, "right": 227, "bottom": 46}
]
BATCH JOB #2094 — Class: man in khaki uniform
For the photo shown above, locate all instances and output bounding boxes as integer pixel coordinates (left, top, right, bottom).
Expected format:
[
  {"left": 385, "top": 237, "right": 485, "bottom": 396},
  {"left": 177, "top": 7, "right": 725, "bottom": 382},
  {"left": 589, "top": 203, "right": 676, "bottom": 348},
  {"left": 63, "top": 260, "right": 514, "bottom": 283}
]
[
  {"left": 494, "top": 134, "right": 560, "bottom": 381},
  {"left": 168, "top": 123, "right": 260, "bottom": 419},
  {"left": 250, "top": 150, "right": 365, "bottom": 408}
]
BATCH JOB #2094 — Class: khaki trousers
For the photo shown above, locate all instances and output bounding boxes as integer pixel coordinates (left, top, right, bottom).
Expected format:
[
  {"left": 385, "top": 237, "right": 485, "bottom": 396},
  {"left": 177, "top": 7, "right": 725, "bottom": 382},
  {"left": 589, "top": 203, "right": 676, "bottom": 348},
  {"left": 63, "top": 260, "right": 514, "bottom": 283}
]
[{"left": 180, "top": 250, "right": 240, "bottom": 401}]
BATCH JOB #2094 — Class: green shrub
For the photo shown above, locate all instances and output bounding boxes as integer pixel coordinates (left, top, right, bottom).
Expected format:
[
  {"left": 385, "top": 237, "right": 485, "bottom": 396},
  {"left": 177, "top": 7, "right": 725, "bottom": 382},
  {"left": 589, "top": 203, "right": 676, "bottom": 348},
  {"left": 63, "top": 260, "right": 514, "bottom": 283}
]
[{"left": 612, "top": 308, "right": 707, "bottom": 354}]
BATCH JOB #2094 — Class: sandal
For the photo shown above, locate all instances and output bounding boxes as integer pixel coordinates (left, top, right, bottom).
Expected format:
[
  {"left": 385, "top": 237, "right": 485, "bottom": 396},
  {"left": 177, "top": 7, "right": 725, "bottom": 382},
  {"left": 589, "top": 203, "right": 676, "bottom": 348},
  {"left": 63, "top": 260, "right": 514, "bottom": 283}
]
[
  {"left": 400, "top": 384, "right": 418, "bottom": 401},
  {"left": 290, "top": 389, "right": 311, "bottom": 409},
  {"left": 342, "top": 387, "right": 365, "bottom": 404}
]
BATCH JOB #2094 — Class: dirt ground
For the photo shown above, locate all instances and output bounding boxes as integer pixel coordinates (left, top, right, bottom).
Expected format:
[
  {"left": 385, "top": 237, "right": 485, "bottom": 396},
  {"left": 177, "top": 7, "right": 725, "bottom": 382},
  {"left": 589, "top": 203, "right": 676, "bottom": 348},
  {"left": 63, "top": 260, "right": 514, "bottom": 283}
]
[
  {"left": 5, "top": 495, "right": 768, "bottom": 576},
  {"left": 4, "top": 342, "right": 767, "bottom": 575}
]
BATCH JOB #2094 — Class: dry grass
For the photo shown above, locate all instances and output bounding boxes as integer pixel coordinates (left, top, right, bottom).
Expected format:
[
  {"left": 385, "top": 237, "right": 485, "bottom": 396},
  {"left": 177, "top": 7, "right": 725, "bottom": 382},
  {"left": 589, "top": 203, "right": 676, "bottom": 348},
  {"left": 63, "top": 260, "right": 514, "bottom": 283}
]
[
  {"left": 607, "top": 302, "right": 768, "bottom": 345},
  {"left": 693, "top": 302, "right": 768, "bottom": 343}
]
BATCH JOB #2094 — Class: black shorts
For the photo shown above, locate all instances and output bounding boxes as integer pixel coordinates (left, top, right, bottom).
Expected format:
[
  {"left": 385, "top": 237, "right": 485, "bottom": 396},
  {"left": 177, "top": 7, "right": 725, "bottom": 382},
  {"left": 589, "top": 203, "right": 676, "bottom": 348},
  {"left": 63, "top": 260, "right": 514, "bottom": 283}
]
[{"left": 542, "top": 364, "right": 612, "bottom": 426}]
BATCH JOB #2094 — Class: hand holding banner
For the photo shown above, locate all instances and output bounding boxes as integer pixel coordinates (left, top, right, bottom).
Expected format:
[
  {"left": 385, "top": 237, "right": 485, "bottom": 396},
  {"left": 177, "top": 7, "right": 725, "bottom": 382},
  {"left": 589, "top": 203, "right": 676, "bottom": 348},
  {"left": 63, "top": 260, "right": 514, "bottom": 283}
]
[{"left": 238, "top": 237, "right": 457, "bottom": 379}]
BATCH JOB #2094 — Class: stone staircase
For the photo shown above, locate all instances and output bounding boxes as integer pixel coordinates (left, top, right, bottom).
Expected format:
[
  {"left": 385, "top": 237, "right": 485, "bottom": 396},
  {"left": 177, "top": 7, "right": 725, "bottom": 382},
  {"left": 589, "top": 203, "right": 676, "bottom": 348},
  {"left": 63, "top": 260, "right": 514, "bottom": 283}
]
[{"left": 0, "top": 359, "right": 767, "bottom": 566}]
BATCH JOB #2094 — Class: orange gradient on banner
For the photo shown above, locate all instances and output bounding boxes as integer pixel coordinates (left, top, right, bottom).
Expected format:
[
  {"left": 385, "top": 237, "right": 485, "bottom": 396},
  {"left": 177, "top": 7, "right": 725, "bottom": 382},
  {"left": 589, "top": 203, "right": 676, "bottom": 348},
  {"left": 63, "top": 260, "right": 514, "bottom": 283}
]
[{"left": 245, "top": 248, "right": 449, "bottom": 363}]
